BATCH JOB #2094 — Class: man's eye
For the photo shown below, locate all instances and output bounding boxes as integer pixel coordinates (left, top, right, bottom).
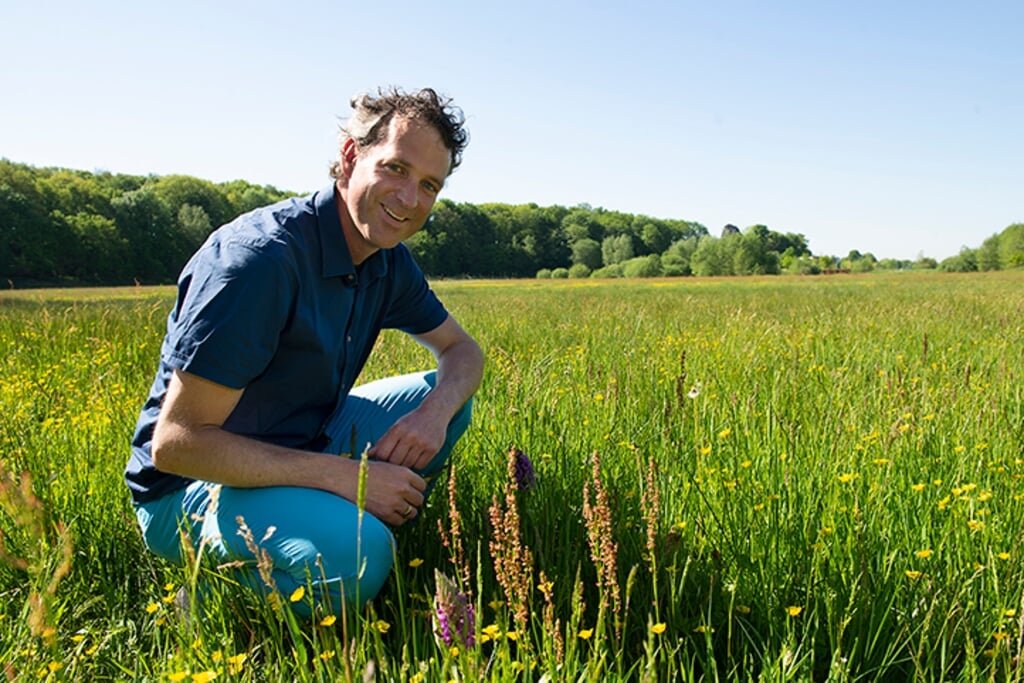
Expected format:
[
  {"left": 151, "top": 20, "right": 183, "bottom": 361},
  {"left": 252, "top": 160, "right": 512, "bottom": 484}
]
[
  {"left": 385, "top": 163, "right": 404, "bottom": 174},
  {"left": 422, "top": 182, "right": 440, "bottom": 195}
]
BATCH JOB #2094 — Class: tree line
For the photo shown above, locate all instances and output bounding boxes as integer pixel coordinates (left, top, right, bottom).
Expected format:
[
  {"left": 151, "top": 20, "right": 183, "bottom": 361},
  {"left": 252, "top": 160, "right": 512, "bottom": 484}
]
[{"left": 2, "top": 160, "right": 1020, "bottom": 286}]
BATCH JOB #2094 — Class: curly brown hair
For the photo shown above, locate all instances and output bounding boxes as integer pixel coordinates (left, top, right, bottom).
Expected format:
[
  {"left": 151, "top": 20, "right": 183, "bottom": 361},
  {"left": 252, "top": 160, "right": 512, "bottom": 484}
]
[{"left": 329, "top": 87, "right": 468, "bottom": 180}]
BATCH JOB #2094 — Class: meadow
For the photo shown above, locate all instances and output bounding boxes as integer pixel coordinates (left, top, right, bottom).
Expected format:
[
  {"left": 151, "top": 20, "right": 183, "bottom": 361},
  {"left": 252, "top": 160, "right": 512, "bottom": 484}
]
[{"left": 1, "top": 271, "right": 1023, "bottom": 681}]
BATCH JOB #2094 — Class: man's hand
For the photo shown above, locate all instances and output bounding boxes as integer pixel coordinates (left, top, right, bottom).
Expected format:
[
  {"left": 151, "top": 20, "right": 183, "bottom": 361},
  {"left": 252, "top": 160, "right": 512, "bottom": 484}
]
[
  {"left": 368, "top": 405, "right": 448, "bottom": 470},
  {"left": 361, "top": 460, "right": 427, "bottom": 525}
]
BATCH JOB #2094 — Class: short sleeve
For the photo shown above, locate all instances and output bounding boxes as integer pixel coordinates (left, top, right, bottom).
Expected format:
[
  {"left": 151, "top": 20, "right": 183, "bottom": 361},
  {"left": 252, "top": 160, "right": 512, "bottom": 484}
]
[
  {"left": 381, "top": 246, "right": 449, "bottom": 335},
  {"left": 163, "top": 236, "right": 295, "bottom": 389}
]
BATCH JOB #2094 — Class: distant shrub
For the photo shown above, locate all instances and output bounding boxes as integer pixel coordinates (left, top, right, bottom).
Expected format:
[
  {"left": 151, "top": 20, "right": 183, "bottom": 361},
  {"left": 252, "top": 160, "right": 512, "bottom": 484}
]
[
  {"left": 551, "top": 267, "right": 570, "bottom": 279},
  {"left": 568, "top": 264, "right": 591, "bottom": 279},
  {"left": 591, "top": 264, "right": 624, "bottom": 278},
  {"left": 536, "top": 268, "right": 553, "bottom": 279},
  {"left": 622, "top": 255, "right": 663, "bottom": 278}
]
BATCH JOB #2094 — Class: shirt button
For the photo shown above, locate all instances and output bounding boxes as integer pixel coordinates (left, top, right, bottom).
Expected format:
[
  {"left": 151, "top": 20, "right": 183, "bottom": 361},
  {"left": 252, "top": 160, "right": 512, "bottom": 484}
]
[{"left": 346, "top": 335, "right": 352, "bottom": 342}]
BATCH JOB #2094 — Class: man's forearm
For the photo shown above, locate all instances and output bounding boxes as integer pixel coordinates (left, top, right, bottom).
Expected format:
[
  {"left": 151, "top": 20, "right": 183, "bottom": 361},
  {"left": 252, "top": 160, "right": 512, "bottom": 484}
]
[
  {"left": 424, "top": 337, "right": 484, "bottom": 420},
  {"left": 152, "top": 420, "right": 361, "bottom": 498}
]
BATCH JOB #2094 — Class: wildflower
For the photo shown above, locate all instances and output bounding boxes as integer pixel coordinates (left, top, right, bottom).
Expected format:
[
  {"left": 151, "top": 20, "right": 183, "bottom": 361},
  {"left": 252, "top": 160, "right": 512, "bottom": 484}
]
[
  {"left": 408, "top": 557, "right": 424, "bottom": 568},
  {"left": 318, "top": 615, "right": 337, "bottom": 627},
  {"left": 915, "top": 549, "right": 933, "bottom": 559},
  {"left": 191, "top": 672, "right": 218, "bottom": 683},
  {"left": 786, "top": 606, "right": 802, "bottom": 617},
  {"left": 227, "top": 653, "right": 247, "bottom": 674},
  {"left": 718, "top": 428, "right": 731, "bottom": 439},
  {"left": 145, "top": 602, "right": 160, "bottom": 614},
  {"left": 374, "top": 619, "right": 391, "bottom": 634},
  {"left": 505, "top": 630, "right": 518, "bottom": 640},
  {"left": 481, "top": 624, "right": 501, "bottom": 643},
  {"left": 911, "top": 483, "right": 925, "bottom": 492},
  {"left": 433, "top": 571, "right": 475, "bottom": 649},
  {"left": 510, "top": 447, "right": 537, "bottom": 491},
  {"left": 693, "top": 624, "right": 713, "bottom": 633},
  {"left": 410, "top": 674, "right": 425, "bottom": 683},
  {"left": 289, "top": 586, "right": 305, "bottom": 603},
  {"left": 905, "top": 570, "right": 923, "bottom": 580},
  {"left": 998, "top": 552, "right": 1011, "bottom": 561},
  {"left": 735, "top": 605, "right": 751, "bottom": 614},
  {"left": 687, "top": 382, "right": 702, "bottom": 399},
  {"left": 168, "top": 674, "right": 187, "bottom": 682},
  {"left": 837, "top": 473, "right": 855, "bottom": 484},
  {"left": 578, "top": 628, "right": 594, "bottom": 640},
  {"left": 651, "top": 622, "right": 667, "bottom": 635}
]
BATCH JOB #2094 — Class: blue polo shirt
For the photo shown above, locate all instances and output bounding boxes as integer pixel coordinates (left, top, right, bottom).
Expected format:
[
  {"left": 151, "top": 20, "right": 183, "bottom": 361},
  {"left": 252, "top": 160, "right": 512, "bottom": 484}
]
[{"left": 125, "top": 185, "right": 449, "bottom": 504}]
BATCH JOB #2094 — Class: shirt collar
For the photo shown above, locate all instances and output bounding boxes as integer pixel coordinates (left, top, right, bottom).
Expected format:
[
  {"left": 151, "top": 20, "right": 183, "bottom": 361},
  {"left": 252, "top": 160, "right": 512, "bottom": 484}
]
[{"left": 315, "top": 184, "right": 388, "bottom": 283}]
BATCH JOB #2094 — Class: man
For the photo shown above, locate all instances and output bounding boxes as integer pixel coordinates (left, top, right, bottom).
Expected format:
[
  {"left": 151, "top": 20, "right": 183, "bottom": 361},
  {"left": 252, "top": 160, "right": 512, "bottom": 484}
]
[{"left": 125, "top": 87, "right": 484, "bottom": 618}]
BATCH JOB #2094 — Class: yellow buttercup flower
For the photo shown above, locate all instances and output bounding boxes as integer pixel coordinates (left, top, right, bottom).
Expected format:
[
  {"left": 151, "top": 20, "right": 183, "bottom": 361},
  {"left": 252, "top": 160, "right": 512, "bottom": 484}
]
[
  {"left": 905, "top": 570, "right": 923, "bottom": 580},
  {"left": 651, "top": 622, "right": 667, "bottom": 634},
  {"left": 915, "top": 549, "right": 933, "bottom": 559},
  {"left": 408, "top": 558, "right": 425, "bottom": 568},
  {"left": 289, "top": 586, "right": 305, "bottom": 603},
  {"left": 786, "top": 606, "right": 802, "bottom": 617},
  {"left": 578, "top": 628, "right": 594, "bottom": 640}
]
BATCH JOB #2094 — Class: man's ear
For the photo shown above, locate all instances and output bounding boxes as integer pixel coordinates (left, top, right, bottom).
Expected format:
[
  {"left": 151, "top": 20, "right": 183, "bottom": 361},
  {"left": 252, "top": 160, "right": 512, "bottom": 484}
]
[{"left": 340, "top": 138, "right": 359, "bottom": 175}]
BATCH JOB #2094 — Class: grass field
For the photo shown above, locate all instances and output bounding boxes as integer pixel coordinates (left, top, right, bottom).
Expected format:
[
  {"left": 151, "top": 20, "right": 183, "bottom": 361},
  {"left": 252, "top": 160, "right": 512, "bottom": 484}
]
[{"left": 1, "top": 271, "right": 1023, "bottom": 681}]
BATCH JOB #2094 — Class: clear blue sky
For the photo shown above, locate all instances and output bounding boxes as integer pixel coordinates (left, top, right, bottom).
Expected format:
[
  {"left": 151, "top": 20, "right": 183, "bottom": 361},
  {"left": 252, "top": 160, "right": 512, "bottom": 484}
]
[{"left": 2, "top": 0, "right": 1020, "bottom": 261}]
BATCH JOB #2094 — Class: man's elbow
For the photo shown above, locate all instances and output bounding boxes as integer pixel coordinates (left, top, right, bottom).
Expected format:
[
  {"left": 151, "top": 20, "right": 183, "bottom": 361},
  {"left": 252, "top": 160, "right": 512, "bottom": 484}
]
[{"left": 150, "top": 419, "right": 185, "bottom": 474}]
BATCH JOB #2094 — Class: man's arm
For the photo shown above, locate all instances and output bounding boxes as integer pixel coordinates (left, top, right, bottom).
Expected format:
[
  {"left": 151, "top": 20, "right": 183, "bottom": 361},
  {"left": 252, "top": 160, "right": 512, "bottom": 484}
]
[
  {"left": 368, "top": 314, "right": 484, "bottom": 470},
  {"left": 151, "top": 369, "right": 426, "bottom": 525}
]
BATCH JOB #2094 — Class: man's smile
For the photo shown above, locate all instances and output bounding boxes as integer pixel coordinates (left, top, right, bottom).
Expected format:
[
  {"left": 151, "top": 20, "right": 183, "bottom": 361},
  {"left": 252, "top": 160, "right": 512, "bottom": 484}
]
[{"left": 383, "top": 205, "right": 408, "bottom": 222}]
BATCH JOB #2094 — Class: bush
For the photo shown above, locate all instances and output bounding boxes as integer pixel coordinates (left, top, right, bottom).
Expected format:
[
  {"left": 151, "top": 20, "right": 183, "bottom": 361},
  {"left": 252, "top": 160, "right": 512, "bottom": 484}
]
[
  {"left": 568, "top": 263, "right": 592, "bottom": 279},
  {"left": 591, "top": 264, "right": 624, "bottom": 278},
  {"left": 551, "top": 267, "right": 570, "bottom": 279},
  {"left": 536, "top": 268, "right": 552, "bottom": 279},
  {"left": 622, "top": 255, "right": 663, "bottom": 278}
]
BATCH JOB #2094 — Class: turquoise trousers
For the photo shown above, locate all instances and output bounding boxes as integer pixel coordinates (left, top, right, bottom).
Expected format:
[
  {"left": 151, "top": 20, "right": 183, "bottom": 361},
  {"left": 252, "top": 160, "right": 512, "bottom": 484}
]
[{"left": 134, "top": 370, "right": 472, "bottom": 618}]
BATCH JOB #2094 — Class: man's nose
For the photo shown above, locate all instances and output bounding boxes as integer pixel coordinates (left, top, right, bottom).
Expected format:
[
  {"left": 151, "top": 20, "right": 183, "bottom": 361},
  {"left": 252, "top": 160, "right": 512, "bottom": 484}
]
[{"left": 396, "top": 179, "right": 418, "bottom": 208}]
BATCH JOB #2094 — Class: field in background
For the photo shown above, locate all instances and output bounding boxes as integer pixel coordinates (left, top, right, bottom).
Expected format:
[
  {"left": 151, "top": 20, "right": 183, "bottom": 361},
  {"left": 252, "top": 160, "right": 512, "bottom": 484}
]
[{"left": 1, "top": 271, "right": 1023, "bottom": 681}]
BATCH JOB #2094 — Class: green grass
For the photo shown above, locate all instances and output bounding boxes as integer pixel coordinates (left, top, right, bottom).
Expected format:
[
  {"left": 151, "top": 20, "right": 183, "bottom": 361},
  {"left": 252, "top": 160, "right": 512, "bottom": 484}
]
[{"left": 1, "top": 271, "right": 1023, "bottom": 681}]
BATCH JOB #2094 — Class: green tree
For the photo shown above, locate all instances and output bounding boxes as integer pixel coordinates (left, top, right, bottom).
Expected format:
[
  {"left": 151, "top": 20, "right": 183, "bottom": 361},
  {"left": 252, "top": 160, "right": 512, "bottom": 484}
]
[
  {"left": 151, "top": 175, "right": 233, "bottom": 229},
  {"left": 601, "top": 234, "right": 634, "bottom": 266},
  {"left": 998, "top": 223, "right": 1024, "bottom": 269},
  {"left": 177, "top": 204, "right": 213, "bottom": 252},
  {"left": 111, "top": 187, "right": 176, "bottom": 282},
  {"left": 640, "top": 222, "right": 671, "bottom": 255},
  {"left": 691, "top": 236, "right": 729, "bottom": 276},
  {"left": 571, "top": 238, "right": 602, "bottom": 270},
  {"left": 939, "top": 248, "right": 978, "bottom": 272},
  {"left": 661, "top": 238, "right": 697, "bottom": 276},
  {"left": 977, "top": 234, "right": 1001, "bottom": 271}
]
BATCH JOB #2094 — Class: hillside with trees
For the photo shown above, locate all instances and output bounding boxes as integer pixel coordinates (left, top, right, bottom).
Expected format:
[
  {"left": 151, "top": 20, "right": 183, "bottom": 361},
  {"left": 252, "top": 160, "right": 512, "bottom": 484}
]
[{"left": 1, "top": 160, "right": 1019, "bottom": 285}]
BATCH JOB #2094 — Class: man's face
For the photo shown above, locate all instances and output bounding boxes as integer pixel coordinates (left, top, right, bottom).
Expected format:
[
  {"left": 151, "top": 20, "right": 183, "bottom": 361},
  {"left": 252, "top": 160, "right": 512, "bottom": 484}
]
[{"left": 337, "top": 116, "right": 451, "bottom": 265}]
